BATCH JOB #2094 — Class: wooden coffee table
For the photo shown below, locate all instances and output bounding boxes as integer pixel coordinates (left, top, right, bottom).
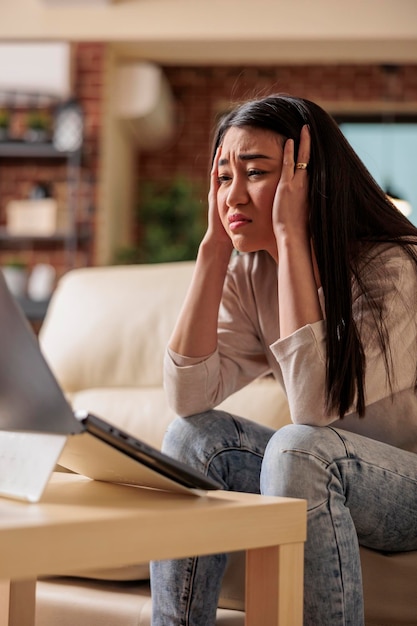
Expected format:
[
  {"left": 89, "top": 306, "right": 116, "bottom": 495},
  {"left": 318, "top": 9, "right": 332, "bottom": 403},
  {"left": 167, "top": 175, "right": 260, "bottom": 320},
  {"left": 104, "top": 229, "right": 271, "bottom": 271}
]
[{"left": 0, "top": 472, "right": 306, "bottom": 626}]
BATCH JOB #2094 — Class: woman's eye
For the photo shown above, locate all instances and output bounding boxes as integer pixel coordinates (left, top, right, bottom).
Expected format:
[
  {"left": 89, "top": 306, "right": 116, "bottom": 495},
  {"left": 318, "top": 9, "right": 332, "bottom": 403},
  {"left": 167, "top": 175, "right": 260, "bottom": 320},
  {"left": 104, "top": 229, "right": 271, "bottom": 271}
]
[
  {"left": 248, "top": 169, "right": 265, "bottom": 178},
  {"left": 217, "top": 174, "right": 231, "bottom": 185}
]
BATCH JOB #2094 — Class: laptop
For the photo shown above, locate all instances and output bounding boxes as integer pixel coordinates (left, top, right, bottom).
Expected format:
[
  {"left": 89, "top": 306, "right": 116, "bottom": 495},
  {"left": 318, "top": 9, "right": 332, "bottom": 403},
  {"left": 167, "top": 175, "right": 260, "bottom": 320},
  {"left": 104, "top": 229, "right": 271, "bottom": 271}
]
[{"left": 0, "top": 271, "right": 220, "bottom": 502}]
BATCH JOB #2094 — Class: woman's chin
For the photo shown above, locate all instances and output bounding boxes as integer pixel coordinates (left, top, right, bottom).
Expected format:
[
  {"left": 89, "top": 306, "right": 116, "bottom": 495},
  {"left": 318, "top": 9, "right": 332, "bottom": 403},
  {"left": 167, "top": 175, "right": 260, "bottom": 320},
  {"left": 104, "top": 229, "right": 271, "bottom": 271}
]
[
  {"left": 232, "top": 238, "right": 277, "bottom": 261},
  {"left": 231, "top": 236, "right": 254, "bottom": 254},
  {"left": 232, "top": 239, "right": 261, "bottom": 255}
]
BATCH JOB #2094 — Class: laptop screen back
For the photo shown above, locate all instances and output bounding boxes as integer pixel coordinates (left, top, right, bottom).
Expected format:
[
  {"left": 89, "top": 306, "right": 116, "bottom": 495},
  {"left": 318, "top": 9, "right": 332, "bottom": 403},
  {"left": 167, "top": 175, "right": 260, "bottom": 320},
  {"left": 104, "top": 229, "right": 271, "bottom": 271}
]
[{"left": 0, "top": 272, "right": 82, "bottom": 435}]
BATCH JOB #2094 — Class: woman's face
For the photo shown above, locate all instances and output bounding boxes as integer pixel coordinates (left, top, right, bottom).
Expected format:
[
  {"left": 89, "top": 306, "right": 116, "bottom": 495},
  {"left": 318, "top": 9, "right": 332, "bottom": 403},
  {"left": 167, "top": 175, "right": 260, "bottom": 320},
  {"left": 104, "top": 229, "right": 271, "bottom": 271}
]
[{"left": 217, "top": 125, "right": 284, "bottom": 261}]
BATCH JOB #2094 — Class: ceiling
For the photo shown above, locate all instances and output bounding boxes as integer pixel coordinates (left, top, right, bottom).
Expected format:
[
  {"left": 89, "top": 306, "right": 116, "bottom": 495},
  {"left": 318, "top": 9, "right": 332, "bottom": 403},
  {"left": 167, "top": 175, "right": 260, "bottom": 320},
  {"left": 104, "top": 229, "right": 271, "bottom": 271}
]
[{"left": 2, "top": 0, "right": 417, "bottom": 65}]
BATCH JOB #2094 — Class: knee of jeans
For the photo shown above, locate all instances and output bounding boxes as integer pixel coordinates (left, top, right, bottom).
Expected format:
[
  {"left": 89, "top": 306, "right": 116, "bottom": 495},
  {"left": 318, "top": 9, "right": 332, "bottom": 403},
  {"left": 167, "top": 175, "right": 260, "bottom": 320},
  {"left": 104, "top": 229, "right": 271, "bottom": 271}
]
[
  {"left": 260, "top": 424, "right": 347, "bottom": 498},
  {"left": 266, "top": 424, "right": 347, "bottom": 459},
  {"left": 162, "top": 409, "right": 235, "bottom": 464}
]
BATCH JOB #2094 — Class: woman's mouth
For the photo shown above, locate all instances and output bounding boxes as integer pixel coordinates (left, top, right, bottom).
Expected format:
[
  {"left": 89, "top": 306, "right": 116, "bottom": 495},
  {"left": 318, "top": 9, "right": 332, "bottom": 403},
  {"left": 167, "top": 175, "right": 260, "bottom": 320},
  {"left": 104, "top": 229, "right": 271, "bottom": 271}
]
[{"left": 228, "top": 213, "right": 252, "bottom": 231}]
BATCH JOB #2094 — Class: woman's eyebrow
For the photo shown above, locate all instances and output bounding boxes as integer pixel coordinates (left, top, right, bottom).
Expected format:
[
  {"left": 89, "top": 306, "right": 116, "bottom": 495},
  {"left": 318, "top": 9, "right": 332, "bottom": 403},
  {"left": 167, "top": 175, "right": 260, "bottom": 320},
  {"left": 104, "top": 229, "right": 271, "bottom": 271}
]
[
  {"left": 240, "top": 153, "right": 273, "bottom": 161},
  {"left": 218, "top": 153, "right": 273, "bottom": 166}
]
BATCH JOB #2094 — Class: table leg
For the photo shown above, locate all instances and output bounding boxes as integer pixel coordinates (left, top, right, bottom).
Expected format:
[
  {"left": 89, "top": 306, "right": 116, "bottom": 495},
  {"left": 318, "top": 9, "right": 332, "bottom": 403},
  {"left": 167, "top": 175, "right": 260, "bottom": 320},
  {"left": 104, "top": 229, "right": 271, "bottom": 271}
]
[
  {"left": 245, "top": 542, "right": 304, "bottom": 626},
  {"left": 0, "top": 580, "right": 36, "bottom": 626}
]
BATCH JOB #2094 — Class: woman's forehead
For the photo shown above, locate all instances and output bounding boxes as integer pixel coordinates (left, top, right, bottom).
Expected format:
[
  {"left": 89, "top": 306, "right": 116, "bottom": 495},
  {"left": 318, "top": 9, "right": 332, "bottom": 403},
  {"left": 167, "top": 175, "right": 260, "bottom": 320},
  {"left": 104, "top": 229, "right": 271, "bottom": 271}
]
[{"left": 221, "top": 126, "right": 284, "bottom": 154}]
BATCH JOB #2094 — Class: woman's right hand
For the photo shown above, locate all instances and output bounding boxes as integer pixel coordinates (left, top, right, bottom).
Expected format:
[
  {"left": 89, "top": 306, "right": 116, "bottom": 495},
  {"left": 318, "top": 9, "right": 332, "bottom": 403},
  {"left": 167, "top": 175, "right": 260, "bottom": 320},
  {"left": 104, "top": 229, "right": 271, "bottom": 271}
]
[
  {"left": 204, "top": 146, "right": 234, "bottom": 249},
  {"left": 168, "top": 147, "right": 233, "bottom": 358}
]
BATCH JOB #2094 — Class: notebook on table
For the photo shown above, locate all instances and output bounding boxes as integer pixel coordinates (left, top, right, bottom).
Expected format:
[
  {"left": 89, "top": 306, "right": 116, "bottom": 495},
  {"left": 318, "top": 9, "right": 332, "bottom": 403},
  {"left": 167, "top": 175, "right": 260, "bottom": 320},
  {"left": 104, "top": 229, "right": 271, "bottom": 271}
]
[{"left": 0, "top": 271, "right": 220, "bottom": 502}]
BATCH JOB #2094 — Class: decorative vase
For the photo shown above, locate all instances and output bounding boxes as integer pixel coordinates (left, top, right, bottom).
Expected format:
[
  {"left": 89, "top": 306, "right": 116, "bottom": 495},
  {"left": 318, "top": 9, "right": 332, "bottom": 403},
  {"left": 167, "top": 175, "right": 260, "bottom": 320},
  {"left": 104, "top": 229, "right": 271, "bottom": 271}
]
[{"left": 2, "top": 266, "right": 27, "bottom": 298}]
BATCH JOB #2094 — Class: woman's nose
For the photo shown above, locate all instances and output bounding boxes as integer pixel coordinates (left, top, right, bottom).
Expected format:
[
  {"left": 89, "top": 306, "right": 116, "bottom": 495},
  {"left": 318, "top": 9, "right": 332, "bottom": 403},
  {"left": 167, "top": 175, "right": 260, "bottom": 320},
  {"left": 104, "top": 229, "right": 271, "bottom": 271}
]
[{"left": 226, "top": 176, "right": 248, "bottom": 208}]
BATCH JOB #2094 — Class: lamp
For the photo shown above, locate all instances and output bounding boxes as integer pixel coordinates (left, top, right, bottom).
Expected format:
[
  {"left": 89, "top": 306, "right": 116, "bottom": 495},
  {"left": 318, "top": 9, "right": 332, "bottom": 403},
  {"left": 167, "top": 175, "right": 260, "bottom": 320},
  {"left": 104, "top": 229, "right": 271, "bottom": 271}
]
[{"left": 386, "top": 188, "right": 412, "bottom": 217}]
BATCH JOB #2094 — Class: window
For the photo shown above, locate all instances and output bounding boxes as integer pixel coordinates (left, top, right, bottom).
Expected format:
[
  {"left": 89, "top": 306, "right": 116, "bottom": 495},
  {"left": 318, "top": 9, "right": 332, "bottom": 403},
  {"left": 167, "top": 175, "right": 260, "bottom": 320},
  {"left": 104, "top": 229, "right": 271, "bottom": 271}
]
[{"left": 336, "top": 115, "right": 417, "bottom": 225}]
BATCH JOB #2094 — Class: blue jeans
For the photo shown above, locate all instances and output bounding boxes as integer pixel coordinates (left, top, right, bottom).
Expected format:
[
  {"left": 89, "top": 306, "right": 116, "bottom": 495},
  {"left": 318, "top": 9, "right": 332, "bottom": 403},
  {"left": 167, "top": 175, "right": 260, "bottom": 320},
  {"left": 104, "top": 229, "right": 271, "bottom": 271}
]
[{"left": 150, "top": 410, "right": 417, "bottom": 626}]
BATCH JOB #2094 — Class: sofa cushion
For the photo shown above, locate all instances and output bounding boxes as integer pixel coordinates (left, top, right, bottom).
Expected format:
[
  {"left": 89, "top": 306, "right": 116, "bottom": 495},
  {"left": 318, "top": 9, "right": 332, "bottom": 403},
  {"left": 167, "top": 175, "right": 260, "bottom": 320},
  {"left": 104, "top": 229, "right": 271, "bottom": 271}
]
[
  {"left": 64, "top": 564, "right": 150, "bottom": 582},
  {"left": 36, "top": 578, "right": 245, "bottom": 626},
  {"left": 36, "top": 579, "right": 154, "bottom": 626},
  {"left": 361, "top": 547, "right": 417, "bottom": 624},
  {"left": 69, "top": 387, "right": 177, "bottom": 448},
  {"left": 218, "top": 376, "right": 291, "bottom": 431},
  {"left": 40, "top": 262, "right": 195, "bottom": 393}
]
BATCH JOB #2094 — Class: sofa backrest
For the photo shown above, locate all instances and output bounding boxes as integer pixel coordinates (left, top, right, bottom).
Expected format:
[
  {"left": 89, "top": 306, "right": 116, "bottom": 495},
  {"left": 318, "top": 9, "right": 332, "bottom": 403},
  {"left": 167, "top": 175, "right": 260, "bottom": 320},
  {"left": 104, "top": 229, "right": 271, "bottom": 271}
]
[{"left": 39, "top": 262, "right": 196, "bottom": 393}]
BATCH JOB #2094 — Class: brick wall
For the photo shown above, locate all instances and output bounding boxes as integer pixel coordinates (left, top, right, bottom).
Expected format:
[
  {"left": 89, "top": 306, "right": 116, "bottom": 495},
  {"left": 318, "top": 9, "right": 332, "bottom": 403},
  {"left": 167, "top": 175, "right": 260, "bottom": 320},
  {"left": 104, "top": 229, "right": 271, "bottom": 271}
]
[{"left": 138, "top": 64, "right": 417, "bottom": 192}]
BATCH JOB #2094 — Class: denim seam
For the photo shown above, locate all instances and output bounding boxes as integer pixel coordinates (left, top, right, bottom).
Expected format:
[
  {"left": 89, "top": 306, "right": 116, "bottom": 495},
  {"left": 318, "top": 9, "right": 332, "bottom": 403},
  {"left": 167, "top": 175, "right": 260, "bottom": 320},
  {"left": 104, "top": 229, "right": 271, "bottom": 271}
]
[
  {"left": 327, "top": 497, "right": 348, "bottom": 625},
  {"left": 328, "top": 426, "right": 350, "bottom": 456},
  {"left": 281, "top": 447, "right": 417, "bottom": 486},
  {"left": 183, "top": 556, "right": 198, "bottom": 626},
  {"left": 204, "top": 446, "right": 265, "bottom": 475},
  {"left": 280, "top": 447, "right": 333, "bottom": 468}
]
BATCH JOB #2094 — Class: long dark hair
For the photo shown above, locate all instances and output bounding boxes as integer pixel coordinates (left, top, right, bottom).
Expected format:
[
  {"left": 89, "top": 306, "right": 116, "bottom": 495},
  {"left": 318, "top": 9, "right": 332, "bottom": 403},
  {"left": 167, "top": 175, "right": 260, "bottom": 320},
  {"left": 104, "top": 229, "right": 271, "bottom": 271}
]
[{"left": 212, "top": 94, "right": 417, "bottom": 418}]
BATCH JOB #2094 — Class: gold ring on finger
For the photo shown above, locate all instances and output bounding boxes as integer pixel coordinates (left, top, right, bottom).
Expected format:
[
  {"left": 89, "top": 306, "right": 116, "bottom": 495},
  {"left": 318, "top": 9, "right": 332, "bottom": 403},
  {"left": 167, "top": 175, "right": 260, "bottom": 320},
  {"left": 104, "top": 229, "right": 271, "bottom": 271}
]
[{"left": 295, "top": 162, "right": 308, "bottom": 170}]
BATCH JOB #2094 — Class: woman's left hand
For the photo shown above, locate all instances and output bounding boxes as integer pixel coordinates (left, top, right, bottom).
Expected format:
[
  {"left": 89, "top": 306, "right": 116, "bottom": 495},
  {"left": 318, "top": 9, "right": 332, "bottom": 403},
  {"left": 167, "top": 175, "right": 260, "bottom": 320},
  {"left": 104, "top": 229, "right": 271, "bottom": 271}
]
[
  {"left": 273, "top": 124, "right": 323, "bottom": 338},
  {"left": 272, "top": 124, "right": 311, "bottom": 240}
]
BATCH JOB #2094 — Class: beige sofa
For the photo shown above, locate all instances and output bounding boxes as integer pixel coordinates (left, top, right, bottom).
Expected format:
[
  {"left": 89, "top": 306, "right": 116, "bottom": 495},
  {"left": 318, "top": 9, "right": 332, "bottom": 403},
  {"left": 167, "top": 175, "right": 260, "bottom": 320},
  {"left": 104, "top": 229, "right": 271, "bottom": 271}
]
[{"left": 35, "top": 261, "right": 417, "bottom": 626}]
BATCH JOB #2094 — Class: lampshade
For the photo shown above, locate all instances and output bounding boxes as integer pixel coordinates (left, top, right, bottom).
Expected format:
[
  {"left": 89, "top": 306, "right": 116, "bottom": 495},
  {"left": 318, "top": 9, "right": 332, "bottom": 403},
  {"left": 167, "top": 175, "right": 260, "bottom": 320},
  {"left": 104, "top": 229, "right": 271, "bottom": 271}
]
[
  {"left": 386, "top": 186, "right": 412, "bottom": 217},
  {"left": 389, "top": 196, "right": 412, "bottom": 217}
]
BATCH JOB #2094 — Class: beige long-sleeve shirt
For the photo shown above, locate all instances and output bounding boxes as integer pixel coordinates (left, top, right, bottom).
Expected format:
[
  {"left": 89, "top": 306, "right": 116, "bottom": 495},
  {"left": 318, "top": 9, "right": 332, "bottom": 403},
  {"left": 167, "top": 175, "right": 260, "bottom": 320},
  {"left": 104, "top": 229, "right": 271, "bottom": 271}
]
[{"left": 164, "top": 244, "right": 417, "bottom": 453}]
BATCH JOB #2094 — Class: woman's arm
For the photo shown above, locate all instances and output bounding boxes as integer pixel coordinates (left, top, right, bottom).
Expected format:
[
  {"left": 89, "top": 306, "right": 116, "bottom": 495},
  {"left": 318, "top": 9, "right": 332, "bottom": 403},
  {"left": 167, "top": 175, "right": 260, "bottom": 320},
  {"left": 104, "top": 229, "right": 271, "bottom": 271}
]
[
  {"left": 273, "top": 245, "right": 417, "bottom": 425},
  {"left": 165, "top": 253, "right": 273, "bottom": 416},
  {"left": 168, "top": 148, "right": 234, "bottom": 358},
  {"left": 273, "top": 125, "right": 323, "bottom": 338}
]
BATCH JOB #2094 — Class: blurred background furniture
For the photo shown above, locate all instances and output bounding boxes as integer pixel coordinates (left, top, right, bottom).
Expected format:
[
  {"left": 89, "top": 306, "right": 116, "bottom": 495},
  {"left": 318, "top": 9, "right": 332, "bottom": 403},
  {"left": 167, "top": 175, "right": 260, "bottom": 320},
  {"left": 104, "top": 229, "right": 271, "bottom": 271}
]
[{"left": 35, "top": 260, "right": 417, "bottom": 626}]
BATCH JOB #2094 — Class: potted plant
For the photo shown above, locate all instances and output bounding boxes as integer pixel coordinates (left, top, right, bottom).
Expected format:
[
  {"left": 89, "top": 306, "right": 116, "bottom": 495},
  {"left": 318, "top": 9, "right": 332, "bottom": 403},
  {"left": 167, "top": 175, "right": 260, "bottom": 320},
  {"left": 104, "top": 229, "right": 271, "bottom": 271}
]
[
  {"left": 115, "top": 176, "right": 206, "bottom": 265},
  {"left": 0, "top": 108, "right": 10, "bottom": 141},
  {"left": 25, "top": 110, "right": 51, "bottom": 143}
]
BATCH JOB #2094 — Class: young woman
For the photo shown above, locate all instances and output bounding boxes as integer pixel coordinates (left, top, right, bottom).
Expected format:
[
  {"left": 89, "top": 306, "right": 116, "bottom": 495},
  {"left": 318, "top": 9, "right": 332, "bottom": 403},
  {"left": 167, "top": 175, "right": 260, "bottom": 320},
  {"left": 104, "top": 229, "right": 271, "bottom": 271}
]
[{"left": 150, "top": 94, "right": 417, "bottom": 626}]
